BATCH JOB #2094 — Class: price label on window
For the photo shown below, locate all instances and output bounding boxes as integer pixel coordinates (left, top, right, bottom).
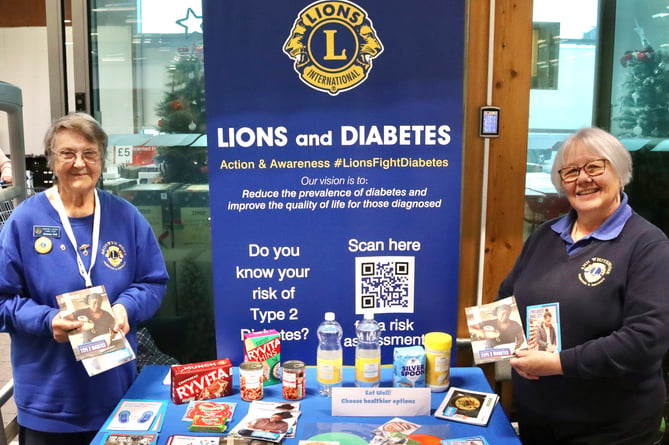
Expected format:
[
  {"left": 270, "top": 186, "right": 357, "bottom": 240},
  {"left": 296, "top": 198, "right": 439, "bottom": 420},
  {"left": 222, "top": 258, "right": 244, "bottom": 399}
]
[{"left": 114, "top": 145, "right": 133, "bottom": 164}]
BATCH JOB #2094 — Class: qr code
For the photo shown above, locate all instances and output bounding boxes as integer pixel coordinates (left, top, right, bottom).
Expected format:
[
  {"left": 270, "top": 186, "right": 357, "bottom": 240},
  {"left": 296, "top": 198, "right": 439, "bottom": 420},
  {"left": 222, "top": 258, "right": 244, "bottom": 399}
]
[{"left": 355, "top": 256, "right": 415, "bottom": 314}]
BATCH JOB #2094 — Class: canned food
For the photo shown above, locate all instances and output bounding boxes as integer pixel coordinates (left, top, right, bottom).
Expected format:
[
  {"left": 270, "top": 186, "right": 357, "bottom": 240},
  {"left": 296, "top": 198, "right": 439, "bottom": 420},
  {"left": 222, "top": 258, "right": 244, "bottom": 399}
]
[
  {"left": 282, "top": 360, "right": 305, "bottom": 401},
  {"left": 240, "top": 361, "right": 264, "bottom": 401}
]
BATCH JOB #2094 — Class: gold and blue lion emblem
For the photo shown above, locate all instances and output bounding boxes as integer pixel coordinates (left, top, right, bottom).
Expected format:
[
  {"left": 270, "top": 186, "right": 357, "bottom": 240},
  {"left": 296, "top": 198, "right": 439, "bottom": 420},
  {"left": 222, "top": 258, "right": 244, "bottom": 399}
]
[{"left": 283, "top": 0, "right": 383, "bottom": 95}]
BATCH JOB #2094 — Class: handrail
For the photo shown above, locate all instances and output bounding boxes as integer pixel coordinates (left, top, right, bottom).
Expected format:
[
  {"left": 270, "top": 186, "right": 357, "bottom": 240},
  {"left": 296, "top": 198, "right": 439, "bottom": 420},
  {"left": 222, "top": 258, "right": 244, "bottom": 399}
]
[{"left": 0, "top": 378, "right": 17, "bottom": 445}]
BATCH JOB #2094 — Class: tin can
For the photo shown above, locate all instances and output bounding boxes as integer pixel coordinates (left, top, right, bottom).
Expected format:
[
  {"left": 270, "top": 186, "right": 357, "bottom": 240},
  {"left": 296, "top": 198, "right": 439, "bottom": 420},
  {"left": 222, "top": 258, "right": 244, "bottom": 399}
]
[
  {"left": 282, "top": 360, "right": 305, "bottom": 400},
  {"left": 239, "top": 361, "right": 264, "bottom": 401}
]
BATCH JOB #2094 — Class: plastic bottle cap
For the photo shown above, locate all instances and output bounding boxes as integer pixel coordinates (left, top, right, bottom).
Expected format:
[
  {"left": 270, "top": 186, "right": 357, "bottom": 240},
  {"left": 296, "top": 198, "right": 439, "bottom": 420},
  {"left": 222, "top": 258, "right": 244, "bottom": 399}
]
[
  {"left": 363, "top": 313, "right": 374, "bottom": 320},
  {"left": 325, "top": 312, "right": 335, "bottom": 321},
  {"left": 424, "top": 332, "right": 452, "bottom": 350}
]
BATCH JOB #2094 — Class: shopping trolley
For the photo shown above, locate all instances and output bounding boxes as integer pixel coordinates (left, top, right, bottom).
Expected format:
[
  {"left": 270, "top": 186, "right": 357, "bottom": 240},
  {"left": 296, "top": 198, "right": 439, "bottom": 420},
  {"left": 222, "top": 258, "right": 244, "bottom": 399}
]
[
  {"left": 0, "top": 81, "right": 28, "bottom": 229},
  {"left": 0, "top": 196, "right": 12, "bottom": 226},
  {"left": 0, "top": 182, "right": 19, "bottom": 228},
  {"left": 0, "top": 174, "right": 40, "bottom": 228},
  {"left": 0, "top": 202, "right": 12, "bottom": 226}
]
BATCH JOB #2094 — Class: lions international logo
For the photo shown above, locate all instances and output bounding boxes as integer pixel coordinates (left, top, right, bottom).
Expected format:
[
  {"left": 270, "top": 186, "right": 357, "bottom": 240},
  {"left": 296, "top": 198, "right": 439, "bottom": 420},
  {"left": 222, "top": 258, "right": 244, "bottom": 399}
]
[
  {"left": 283, "top": 0, "right": 383, "bottom": 95},
  {"left": 578, "top": 257, "right": 612, "bottom": 286},
  {"left": 101, "top": 241, "right": 127, "bottom": 270}
]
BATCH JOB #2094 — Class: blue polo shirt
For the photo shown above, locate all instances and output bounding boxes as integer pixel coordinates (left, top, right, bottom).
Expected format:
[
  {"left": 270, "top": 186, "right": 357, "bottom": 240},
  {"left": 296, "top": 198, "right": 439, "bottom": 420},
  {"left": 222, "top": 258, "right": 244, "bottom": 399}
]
[{"left": 551, "top": 192, "right": 633, "bottom": 255}]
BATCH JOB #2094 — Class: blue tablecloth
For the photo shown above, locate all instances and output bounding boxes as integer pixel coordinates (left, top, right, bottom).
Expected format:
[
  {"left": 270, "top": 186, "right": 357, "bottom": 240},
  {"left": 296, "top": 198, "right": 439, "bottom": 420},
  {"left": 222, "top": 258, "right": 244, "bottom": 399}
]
[{"left": 91, "top": 365, "right": 521, "bottom": 445}]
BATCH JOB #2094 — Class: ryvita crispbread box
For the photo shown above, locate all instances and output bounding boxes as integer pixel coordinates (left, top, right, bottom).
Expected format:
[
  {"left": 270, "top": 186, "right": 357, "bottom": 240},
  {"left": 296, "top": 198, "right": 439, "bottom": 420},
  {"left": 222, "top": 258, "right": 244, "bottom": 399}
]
[
  {"left": 170, "top": 358, "right": 233, "bottom": 404},
  {"left": 243, "top": 329, "right": 281, "bottom": 386}
]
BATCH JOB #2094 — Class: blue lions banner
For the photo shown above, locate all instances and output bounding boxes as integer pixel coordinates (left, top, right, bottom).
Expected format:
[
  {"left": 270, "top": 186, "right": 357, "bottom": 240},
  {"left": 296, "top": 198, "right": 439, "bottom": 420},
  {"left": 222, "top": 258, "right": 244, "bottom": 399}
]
[{"left": 203, "top": 0, "right": 465, "bottom": 365}]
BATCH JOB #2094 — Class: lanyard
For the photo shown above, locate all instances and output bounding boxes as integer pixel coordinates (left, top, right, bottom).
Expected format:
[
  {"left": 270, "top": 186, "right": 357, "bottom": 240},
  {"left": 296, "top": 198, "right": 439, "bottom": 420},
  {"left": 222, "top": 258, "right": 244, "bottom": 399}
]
[{"left": 49, "top": 186, "right": 101, "bottom": 288}]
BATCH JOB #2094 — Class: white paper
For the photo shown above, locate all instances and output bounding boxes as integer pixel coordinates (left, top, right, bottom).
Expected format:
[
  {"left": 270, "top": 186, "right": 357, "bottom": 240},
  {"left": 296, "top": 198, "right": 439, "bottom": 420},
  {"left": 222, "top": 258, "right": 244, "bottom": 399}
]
[{"left": 331, "top": 387, "right": 431, "bottom": 417}]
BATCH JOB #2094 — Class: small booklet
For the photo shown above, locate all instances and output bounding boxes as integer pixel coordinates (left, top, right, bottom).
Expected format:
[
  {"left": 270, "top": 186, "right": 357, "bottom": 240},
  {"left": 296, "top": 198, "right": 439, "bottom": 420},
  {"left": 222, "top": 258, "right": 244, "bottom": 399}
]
[
  {"left": 227, "top": 401, "right": 301, "bottom": 443},
  {"left": 56, "top": 285, "right": 136, "bottom": 376},
  {"left": 101, "top": 433, "right": 158, "bottom": 445},
  {"left": 434, "top": 387, "right": 499, "bottom": 426},
  {"left": 225, "top": 436, "right": 274, "bottom": 445},
  {"left": 465, "top": 296, "right": 527, "bottom": 364},
  {"left": 100, "top": 399, "right": 168, "bottom": 432},
  {"left": 168, "top": 436, "right": 220, "bottom": 445},
  {"left": 369, "top": 418, "right": 421, "bottom": 445},
  {"left": 441, "top": 437, "right": 490, "bottom": 445},
  {"left": 526, "top": 302, "right": 561, "bottom": 353}
]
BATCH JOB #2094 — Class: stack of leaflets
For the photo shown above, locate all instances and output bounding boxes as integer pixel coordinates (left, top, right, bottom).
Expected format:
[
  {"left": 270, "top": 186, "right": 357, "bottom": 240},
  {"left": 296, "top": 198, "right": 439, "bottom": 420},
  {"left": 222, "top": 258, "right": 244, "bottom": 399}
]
[
  {"left": 228, "top": 401, "right": 301, "bottom": 442},
  {"left": 434, "top": 387, "right": 499, "bottom": 426},
  {"left": 101, "top": 433, "right": 158, "bottom": 445},
  {"left": 442, "top": 437, "right": 490, "bottom": 445},
  {"left": 167, "top": 436, "right": 221, "bottom": 445},
  {"left": 225, "top": 436, "right": 275, "bottom": 445},
  {"left": 100, "top": 399, "right": 168, "bottom": 432},
  {"left": 464, "top": 296, "right": 527, "bottom": 364},
  {"left": 370, "top": 417, "right": 421, "bottom": 445},
  {"left": 56, "top": 285, "right": 135, "bottom": 376},
  {"left": 98, "top": 399, "right": 168, "bottom": 444}
]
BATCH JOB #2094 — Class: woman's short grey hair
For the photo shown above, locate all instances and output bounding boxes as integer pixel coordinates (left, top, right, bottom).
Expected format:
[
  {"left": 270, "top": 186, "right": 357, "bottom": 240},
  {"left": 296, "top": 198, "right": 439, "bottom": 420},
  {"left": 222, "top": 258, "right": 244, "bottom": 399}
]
[
  {"left": 44, "top": 112, "right": 108, "bottom": 171},
  {"left": 550, "top": 127, "right": 632, "bottom": 194}
]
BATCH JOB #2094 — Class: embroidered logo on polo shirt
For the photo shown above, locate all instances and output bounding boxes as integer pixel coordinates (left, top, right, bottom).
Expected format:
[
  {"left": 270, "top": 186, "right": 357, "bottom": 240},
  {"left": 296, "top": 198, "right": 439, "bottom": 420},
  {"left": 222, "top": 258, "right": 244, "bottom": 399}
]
[
  {"left": 578, "top": 257, "right": 612, "bottom": 286},
  {"left": 101, "top": 241, "right": 127, "bottom": 270}
]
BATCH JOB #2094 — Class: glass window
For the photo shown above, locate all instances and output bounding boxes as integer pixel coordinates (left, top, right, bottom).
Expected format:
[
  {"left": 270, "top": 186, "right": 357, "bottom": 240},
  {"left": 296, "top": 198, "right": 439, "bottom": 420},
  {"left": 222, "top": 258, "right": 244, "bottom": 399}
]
[
  {"left": 525, "top": 0, "right": 600, "bottom": 238},
  {"left": 609, "top": 0, "right": 669, "bottom": 236},
  {"left": 531, "top": 22, "right": 561, "bottom": 90},
  {"left": 89, "top": 0, "right": 215, "bottom": 363}
]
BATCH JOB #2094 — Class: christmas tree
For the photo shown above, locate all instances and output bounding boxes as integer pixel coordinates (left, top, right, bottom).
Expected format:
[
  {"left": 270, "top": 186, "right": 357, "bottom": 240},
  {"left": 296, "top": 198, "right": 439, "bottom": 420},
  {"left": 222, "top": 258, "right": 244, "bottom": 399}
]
[
  {"left": 155, "top": 43, "right": 206, "bottom": 134},
  {"left": 153, "top": 41, "right": 208, "bottom": 184},
  {"left": 615, "top": 24, "right": 669, "bottom": 237},
  {"left": 612, "top": 25, "right": 669, "bottom": 138}
]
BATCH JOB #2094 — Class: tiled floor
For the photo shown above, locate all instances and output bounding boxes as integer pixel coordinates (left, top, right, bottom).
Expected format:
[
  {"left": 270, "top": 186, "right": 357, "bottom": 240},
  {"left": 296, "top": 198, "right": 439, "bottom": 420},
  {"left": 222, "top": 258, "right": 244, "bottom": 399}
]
[{"left": 0, "top": 333, "right": 17, "bottom": 444}]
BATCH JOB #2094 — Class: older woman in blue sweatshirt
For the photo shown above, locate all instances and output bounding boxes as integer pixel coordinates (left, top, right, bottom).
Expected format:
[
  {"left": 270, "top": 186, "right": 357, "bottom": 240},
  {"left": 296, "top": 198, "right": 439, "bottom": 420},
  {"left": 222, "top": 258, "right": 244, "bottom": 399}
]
[
  {"left": 499, "top": 127, "right": 669, "bottom": 445},
  {"left": 0, "top": 113, "right": 168, "bottom": 445}
]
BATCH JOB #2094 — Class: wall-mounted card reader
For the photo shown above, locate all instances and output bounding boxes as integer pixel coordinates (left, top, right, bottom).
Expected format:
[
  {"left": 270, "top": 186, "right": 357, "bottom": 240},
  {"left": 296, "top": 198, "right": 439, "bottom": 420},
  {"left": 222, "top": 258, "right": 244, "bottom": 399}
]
[{"left": 479, "top": 106, "right": 500, "bottom": 137}]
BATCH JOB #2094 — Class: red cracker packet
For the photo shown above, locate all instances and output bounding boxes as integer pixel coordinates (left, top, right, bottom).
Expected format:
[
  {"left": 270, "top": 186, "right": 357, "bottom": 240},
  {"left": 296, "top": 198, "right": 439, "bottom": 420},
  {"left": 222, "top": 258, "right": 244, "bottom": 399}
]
[
  {"left": 171, "top": 358, "right": 233, "bottom": 404},
  {"left": 189, "top": 414, "right": 228, "bottom": 433},
  {"left": 243, "top": 329, "right": 281, "bottom": 386}
]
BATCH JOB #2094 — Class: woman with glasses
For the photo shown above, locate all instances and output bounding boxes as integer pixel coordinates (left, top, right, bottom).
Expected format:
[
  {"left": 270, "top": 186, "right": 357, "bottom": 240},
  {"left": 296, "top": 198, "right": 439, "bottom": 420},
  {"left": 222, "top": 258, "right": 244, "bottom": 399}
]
[
  {"left": 0, "top": 113, "right": 169, "bottom": 445},
  {"left": 499, "top": 127, "right": 669, "bottom": 444}
]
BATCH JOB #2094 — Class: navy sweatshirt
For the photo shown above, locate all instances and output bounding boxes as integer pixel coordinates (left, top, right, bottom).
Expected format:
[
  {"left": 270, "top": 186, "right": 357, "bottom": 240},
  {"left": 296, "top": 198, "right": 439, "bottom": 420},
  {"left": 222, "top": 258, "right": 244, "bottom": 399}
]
[{"left": 499, "top": 208, "right": 669, "bottom": 425}]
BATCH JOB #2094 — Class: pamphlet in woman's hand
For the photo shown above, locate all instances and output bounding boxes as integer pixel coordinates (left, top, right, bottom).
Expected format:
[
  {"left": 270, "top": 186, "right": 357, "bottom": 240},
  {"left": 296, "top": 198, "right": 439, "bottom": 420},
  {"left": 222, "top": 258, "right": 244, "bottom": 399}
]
[
  {"left": 56, "top": 284, "right": 136, "bottom": 375},
  {"left": 526, "top": 302, "right": 562, "bottom": 353},
  {"left": 465, "top": 296, "right": 527, "bottom": 364}
]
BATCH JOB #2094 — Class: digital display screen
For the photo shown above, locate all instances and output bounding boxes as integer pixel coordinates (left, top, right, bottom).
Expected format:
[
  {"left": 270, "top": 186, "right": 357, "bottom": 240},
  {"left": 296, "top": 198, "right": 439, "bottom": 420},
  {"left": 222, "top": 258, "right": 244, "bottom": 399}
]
[{"left": 479, "top": 107, "right": 500, "bottom": 137}]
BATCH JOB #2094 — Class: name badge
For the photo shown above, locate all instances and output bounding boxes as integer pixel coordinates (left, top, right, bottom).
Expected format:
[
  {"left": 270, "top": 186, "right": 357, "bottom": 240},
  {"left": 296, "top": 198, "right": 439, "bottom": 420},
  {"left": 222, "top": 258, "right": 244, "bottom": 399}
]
[{"left": 33, "top": 226, "right": 61, "bottom": 238}]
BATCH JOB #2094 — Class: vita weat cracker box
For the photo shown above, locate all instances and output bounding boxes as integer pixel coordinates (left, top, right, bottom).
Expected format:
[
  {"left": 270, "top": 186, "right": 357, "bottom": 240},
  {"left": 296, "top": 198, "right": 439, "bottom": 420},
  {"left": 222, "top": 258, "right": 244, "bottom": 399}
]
[{"left": 243, "top": 329, "right": 281, "bottom": 386}]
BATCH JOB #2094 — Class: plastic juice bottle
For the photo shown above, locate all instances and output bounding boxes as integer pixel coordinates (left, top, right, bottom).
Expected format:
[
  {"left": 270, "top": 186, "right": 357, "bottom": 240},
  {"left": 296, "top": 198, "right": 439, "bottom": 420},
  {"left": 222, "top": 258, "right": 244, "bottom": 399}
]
[
  {"left": 355, "top": 313, "right": 381, "bottom": 387},
  {"left": 316, "top": 312, "right": 343, "bottom": 396}
]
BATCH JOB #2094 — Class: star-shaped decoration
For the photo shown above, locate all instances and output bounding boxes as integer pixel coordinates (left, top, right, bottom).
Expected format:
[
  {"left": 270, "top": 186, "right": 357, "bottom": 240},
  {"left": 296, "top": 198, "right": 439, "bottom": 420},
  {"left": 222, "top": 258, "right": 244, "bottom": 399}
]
[{"left": 176, "top": 8, "right": 202, "bottom": 34}]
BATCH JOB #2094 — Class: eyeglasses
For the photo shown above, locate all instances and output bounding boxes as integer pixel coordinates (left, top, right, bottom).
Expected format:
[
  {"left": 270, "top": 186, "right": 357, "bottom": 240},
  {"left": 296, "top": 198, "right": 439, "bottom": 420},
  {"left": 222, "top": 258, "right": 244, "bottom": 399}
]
[
  {"left": 558, "top": 159, "right": 608, "bottom": 183},
  {"left": 56, "top": 149, "right": 101, "bottom": 163}
]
